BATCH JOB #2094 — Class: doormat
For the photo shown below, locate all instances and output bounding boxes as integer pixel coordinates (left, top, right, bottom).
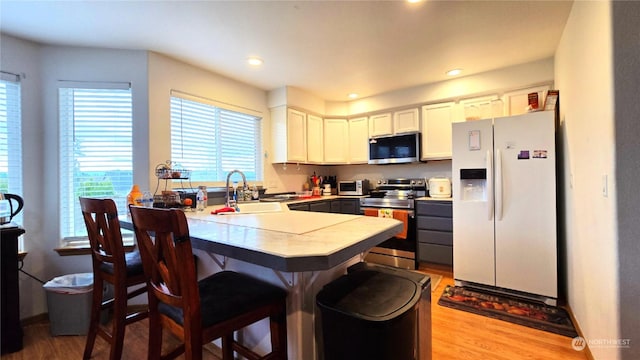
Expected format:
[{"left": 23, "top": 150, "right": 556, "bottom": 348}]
[{"left": 438, "top": 285, "right": 578, "bottom": 338}]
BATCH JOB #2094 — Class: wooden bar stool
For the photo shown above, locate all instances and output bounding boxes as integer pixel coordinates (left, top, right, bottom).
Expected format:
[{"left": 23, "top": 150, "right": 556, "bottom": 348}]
[
  {"left": 79, "top": 197, "right": 148, "bottom": 360},
  {"left": 129, "top": 206, "right": 288, "bottom": 360}
]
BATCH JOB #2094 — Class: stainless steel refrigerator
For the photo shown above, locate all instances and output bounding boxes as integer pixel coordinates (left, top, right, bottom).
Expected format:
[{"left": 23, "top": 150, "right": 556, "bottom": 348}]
[{"left": 452, "top": 110, "right": 557, "bottom": 304}]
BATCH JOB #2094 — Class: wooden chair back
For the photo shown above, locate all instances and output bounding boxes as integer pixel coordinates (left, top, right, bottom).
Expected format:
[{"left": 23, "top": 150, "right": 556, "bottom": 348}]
[
  {"left": 80, "top": 197, "right": 127, "bottom": 279},
  {"left": 79, "top": 197, "right": 148, "bottom": 360},
  {"left": 129, "top": 206, "right": 201, "bottom": 327}
]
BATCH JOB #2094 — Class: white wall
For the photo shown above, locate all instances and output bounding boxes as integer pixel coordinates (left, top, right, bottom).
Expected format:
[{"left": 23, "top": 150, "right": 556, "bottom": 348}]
[
  {"left": 336, "top": 58, "right": 554, "bottom": 116},
  {"left": 146, "top": 52, "right": 269, "bottom": 190},
  {"left": 0, "top": 34, "right": 45, "bottom": 319},
  {"left": 0, "top": 35, "right": 151, "bottom": 319},
  {"left": 555, "top": 2, "right": 620, "bottom": 359}
]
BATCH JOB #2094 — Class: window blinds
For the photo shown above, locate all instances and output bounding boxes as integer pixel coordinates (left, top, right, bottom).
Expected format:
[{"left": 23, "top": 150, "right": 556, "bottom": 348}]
[
  {"left": 170, "top": 94, "right": 262, "bottom": 182},
  {"left": 0, "top": 73, "right": 22, "bottom": 197},
  {"left": 59, "top": 85, "right": 132, "bottom": 238}
]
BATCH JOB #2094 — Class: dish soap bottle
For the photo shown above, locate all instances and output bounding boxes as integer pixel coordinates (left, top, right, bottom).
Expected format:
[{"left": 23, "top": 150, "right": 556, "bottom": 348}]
[{"left": 127, "top": 184, "right": 144, "bottom": 211}]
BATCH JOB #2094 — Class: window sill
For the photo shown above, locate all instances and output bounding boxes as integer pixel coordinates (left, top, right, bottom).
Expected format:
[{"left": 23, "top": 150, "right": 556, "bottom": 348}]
[{"left": 54, "top": 238, "right": 136, "bottom": 256}]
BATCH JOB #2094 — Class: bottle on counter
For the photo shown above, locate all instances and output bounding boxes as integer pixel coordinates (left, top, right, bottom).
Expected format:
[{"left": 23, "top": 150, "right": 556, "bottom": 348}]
[
  {"left": 196, "top": 186, "right": 207, "bottom": 211},
  {"left": 127, "top": 184, "right": 143, "bottom": 212},
  {"left": 251, "top": 185, "right": 260, "bottom": 200},
  {"left": 142, "top": 191, "right": 154, "bottom": 208}
]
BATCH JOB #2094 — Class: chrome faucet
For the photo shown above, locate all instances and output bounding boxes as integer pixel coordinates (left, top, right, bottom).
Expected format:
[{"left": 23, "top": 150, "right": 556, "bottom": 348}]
[{"left": 225, "top": 169, "right": 247, "bottom": 207}]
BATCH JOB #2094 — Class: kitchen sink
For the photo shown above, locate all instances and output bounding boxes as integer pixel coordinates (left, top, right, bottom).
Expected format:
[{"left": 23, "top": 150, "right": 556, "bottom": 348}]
[
  {"left": 218, "top": 201, "right": 286, "bottom": 215},
  {"left": 259, "top": 194, "right": 299, "bottom": 202}
]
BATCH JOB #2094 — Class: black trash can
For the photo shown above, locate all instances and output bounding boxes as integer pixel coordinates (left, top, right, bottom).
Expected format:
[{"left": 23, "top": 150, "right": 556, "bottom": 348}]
[
  {"left": 348, "top": 262, "right": 432, "bottom": 360},
  {"left": 316, "top": 265, "right": 423, "bottom": 360}
]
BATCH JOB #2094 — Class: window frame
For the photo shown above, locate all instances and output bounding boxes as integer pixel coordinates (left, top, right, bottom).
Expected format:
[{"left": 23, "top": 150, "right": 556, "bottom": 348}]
[
  {"left": 0, "top": 72, "right": 24, "bottom": 249},
  {"left": 169, "top": 90, "right": 263, "bottom": 184},
  {"left": 58, "top": 81, "right": 133, "bottom": 241}
]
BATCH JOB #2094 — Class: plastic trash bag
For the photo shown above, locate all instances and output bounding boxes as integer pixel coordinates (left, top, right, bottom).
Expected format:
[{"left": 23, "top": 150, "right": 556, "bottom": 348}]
[{"left": 43, "top": 272, "right": 94, "bottom": 294}]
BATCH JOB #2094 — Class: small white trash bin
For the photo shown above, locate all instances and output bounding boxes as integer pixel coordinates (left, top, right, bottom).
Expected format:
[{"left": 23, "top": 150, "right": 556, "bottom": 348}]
[{"left": 43, "top": 273, "right": 111, "bottom": 336}]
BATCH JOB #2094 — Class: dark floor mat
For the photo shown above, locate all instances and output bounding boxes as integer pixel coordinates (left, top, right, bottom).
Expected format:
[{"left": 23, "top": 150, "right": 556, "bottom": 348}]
[{"left": 438, "top": 285, "right": 578, "bottom": 338}]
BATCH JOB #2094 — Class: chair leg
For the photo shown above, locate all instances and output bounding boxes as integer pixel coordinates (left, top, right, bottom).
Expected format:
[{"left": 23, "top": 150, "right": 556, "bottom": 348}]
[
  {"left": 221, "top": 333, "right": 234, "bottom": 360},
  {"left": 269, "top": 305, "right": 288, "bottom": 359},
  {"left": 147, "top": 312, "right": 163, "bottom": 360},
  {"left": 109, "top": 281, "right": 128, "bottom": 360},
  {"left": 83, "top": 274, "right": 104, "bottom": 359}
]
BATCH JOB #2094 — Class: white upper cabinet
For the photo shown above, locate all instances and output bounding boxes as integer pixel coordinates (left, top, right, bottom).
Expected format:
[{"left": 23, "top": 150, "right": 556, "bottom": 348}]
[
  {"left": 270, "top": 107, "right": 307, "bottom": 163},
  {"left": 393, "top": 108, "right": 420, "bottom": 134},
  {"left": 459, "top": 95, "right": 501, "bottom": 121},
  {"left": 369, "top": 109, "right": 420, "bottom": 138},
  {"left": 502, "top": 85, "right": 551, "bottom": 116},
  {"left": 323, "top": 118, "right": 349, "bottom": 164},
  {"left": 348, "top": 117, "right": 369, "bottom": 164},
  {"left": 421, "top": 102, "right": 455, "bottom": 160},
  {"left": 368, "top": 113, "right": 393, "bottom": 138},
  {"left": 306, "top": 114, "right": 324, "bottom": 163}
]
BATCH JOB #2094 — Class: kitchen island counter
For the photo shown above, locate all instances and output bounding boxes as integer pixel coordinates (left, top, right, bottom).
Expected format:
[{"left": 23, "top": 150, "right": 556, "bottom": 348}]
[
  {"left": 120, "top": 207, "right": 402, "bottom": 272},
  {"left": 120, "top": 207, "right": 403, "bottom": 360}
]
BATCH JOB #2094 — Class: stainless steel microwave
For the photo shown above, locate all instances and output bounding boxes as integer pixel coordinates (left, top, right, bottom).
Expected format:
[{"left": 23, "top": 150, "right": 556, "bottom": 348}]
[
  {"left": 368, "top": 133, "right": 420, "bottom": 164},
  {"left": 338, "top": 180, "right": 370, "bottom": 196}
]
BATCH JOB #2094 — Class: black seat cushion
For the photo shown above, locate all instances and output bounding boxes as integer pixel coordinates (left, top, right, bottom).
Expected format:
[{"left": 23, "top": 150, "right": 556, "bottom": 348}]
[
  {"left": 158, "top": 271, "right": 287, "bottom": 327},
  {"left": 99, "top": 250, "right": 144, "bottom": 277}
]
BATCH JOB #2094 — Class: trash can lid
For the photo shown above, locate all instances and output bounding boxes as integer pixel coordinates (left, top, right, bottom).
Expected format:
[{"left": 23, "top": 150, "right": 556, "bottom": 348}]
[
  {"left": 316, "top": 270, "right": 420, "bottom": 322},
  {"left": 348, "top": 261, "right": 431, "bottom": 289}
]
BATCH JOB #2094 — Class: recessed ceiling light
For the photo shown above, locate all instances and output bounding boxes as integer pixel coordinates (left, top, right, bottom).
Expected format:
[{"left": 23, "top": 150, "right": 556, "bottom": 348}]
[
  {"left": 247, "top": 57, "right": 264, "bottom": 66},
  {"left": 446, "top": 68, "right": 463, "bottom": 76},
  {"left": 348, "top": 93, "right": 359, "bottom": 99},
  {"left": 407, "top": 0, "right": 422, "bottom": 3}
]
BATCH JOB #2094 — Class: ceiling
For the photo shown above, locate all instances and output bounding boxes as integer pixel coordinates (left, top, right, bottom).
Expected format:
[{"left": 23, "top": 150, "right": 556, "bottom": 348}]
[{"left": 0, "top": 1, "right": 573, "bottom": 101}]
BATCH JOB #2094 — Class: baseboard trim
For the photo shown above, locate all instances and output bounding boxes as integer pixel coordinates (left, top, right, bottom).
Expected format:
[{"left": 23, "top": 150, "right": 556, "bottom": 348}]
[
  {"left": 20, "top": 313, "right": 49, "bottom": 326},
  {"left": 565, "top": 305, "right": 595, "bottom": 360},
  {"left": 20, "top": 305, "right": 149, "bottom": 327}
]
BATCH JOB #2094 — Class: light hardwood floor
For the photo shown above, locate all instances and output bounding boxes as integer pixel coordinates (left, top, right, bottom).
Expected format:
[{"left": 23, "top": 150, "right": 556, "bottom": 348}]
[
  {"left": 421, "top": 263, "right": 588, "bottom": 360},
  {"left": 3, "top": 264, "right": 588, "bottom": 360}
]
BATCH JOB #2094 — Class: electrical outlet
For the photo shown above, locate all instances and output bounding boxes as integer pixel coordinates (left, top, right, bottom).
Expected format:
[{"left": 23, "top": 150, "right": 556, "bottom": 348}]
[{"left": 602, "top": 174, "right": 608, "bottom": 197}]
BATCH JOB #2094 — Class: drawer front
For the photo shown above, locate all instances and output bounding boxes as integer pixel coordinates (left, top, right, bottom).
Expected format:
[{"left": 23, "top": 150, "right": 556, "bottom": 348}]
[
  {"left": 288, "top": 203, "right": 310, "bottom": 211},
  {"left": 330, "top": 200, "right": 342, "bottom": 213},
  {"left": 417, "top": 243, "right": 453, "bottom": 265},
  {"left": 416, "top": 216, "right": 453, "bottom": 232},
  {"left": 340, "top": 199, "right": 358, "bottom": 214},
  {"left": 417, "top": 229, "right": 453, "bottom": 246},
  {"left": 416, "top": 201, "right": 452, "bottom": 217},
  {"left": 309, "top": 201, "right": 331, "bottom": 213}
]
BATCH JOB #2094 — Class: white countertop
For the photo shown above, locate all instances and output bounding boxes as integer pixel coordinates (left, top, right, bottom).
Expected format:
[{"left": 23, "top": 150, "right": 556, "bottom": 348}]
[{"left": 120, "top": 206, "right": 402, "bottom": 272}]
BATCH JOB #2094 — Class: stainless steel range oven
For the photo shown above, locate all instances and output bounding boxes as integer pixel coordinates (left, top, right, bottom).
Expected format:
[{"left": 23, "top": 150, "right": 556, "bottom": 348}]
[{"left": 360, "top": 178, "right": 427, "bottom": 270}]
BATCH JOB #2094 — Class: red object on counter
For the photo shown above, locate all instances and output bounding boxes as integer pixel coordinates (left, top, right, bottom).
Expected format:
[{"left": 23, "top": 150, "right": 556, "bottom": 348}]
[{"left": 211, "top": 207, "right": 236, "bottom": 214}]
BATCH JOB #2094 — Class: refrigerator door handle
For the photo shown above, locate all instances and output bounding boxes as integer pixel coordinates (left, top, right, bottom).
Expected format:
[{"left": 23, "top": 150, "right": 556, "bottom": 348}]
[
  {"left": 495, "top": 148, "right": 503, "bottom": 221},
  {"left": 487, "top": 149, "right": 494, "bottom": 221}
]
